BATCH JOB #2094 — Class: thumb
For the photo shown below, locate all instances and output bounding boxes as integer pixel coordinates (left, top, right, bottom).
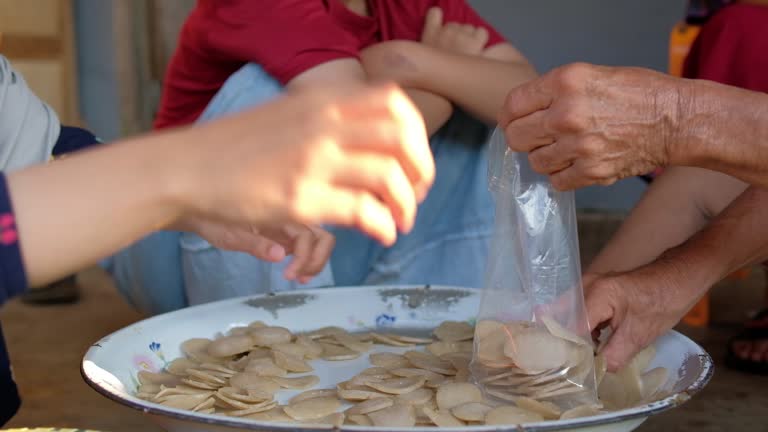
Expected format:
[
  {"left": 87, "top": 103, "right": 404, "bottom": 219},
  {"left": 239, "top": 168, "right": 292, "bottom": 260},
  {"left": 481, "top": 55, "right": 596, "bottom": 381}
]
[
  {"left": 584, "top": 282, "right": 615, "bottom": 334},
  {"left": 600, "top": 319, "right": 641, "bottom": 372},
  {"left": 421, "top": 7, "right": 443, "bottom": 43}
]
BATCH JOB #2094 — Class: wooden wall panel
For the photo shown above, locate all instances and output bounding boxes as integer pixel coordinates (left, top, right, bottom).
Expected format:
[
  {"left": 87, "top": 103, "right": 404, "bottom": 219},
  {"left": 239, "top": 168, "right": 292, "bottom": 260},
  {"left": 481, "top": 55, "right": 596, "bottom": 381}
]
[
  {"left": 0, "top": 0, "right": 61, "bottom": 36},
  {"left": 0, "top": 0, "right": 80, "bottom": 125}
]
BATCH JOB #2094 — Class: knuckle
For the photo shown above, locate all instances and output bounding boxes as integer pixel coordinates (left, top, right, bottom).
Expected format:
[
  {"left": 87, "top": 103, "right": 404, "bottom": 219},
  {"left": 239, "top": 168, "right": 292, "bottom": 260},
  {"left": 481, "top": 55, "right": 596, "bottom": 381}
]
[
  {"left": 579, "top": 136, "right": 604, "bottom": 155},
  {"left": 551, "top": 106, "right": 585, "bottom": 133},
  {"left": 593, "top": 277, "right": 618, "bottom": 295},
  {"left": 557, "top": 62, "right": 592, "bottom": 92},
  {"left": 586, "top": 164, "right": 613, "bottom": 181}
]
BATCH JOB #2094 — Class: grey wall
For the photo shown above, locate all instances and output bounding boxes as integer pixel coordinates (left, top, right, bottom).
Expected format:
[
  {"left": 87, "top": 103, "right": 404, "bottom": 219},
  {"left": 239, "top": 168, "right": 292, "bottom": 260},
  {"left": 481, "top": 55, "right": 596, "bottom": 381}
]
[
  {"left": 75, "top": 0, "right": 689, "bottom": 210},
  {"left": 469, "top": 0, "right": 686, "bottom": 73},
  {"left": 468, "top": 0, "right": 687, "bottom": 211}
]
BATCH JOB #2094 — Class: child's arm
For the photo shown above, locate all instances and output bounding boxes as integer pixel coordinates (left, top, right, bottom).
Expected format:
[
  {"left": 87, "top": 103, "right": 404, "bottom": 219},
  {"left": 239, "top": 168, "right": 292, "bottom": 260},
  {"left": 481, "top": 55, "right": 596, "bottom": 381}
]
[
  {"left": 358, "top": 5, "right": 535, "bottom": 125},
  {"left": 287, "top": 58, "right": 453, "bottom": 136},
  {"left": 419, "top": 1, "right": 537, "bottom": 122},
  {"left": 360, "top": 40, "right": 536, "bottom": 125},
  {"left": 205, "top": 1, "right": 466, "bottom": 136},
  {"left": 10, "top": 85, "right": 433, "bottom": 287}
]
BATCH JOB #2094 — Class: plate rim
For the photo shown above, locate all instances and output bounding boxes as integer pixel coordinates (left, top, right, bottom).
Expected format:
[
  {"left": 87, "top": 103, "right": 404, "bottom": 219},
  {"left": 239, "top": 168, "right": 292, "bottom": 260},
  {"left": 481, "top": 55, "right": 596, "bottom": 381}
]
[{"left": 81, "top": 285, "right": 714, "bottom": 431}]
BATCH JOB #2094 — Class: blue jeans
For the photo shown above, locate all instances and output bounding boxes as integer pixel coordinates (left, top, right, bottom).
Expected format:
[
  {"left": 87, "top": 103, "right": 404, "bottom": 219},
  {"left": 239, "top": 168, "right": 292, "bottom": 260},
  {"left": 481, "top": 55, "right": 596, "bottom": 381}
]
[{"left": 107, "top": 63, "right": 494, "bottom": 311}]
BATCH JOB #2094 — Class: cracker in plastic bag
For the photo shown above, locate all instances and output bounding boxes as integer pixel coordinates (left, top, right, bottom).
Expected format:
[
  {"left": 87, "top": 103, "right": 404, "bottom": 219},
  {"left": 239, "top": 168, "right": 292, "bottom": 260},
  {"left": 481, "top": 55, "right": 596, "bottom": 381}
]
[{"left": 470, "top": 128, "right": 598, "bottom": 410}]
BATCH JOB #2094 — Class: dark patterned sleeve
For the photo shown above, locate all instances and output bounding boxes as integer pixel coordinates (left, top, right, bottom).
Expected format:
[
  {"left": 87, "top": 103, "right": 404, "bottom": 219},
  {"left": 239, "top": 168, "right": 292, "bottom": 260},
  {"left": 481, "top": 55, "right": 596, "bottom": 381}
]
[
  {"left": 0, "top": 171, "right": 23, "bottom": 425},
  {"left": 52, "top": 126, "right": 101, "bottom": 157}
]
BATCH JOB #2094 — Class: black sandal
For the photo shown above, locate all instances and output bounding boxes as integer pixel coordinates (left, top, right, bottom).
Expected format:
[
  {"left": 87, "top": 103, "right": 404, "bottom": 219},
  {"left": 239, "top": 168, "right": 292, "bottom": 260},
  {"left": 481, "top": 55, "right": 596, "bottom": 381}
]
[{"left": 725, "top": 309, "right": 768, "bottom": 375}]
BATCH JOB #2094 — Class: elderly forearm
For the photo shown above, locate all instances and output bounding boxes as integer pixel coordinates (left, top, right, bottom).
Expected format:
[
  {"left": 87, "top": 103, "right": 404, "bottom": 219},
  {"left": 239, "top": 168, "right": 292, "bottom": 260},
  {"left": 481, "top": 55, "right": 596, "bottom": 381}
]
[
  {"left": 660, "top": 186, "right": 768, "bottom": 288},
  {"left": 673, "top": 79, "right": 768, "bottom": 187},
  {"left": 7, "top": 130, "right": 187, "bottom": 287}
]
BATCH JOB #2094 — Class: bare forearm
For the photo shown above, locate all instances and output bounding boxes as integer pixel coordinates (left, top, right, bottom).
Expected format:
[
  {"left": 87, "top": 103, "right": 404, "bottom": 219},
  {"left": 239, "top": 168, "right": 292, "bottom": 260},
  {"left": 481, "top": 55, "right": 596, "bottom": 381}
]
[
  {"left": 587, "top": 167, "right": 747, "bottom": 274},
  {"left": 402, "top": 89, "right": 453, "bottom": 136},
  {"left": 359, "top": 46, "right": 453, "bottom": 135},
  {"left": 360, "top": 41, "right": 537, "bottom": 125},
  {"left": 660, "top": 186, "right": 768, "bottom": 288},
  {"left": 672, "top": 80, "right": 768, "bottom": 187},
  {"left": 413, "top": 48, "right": 536, "bottom": 124},
  {"left": 292, "top": 57, "right": 452, "bottom": 136},
  {"left": 8, "top": 130, "right": 186, "bottom": 286}
]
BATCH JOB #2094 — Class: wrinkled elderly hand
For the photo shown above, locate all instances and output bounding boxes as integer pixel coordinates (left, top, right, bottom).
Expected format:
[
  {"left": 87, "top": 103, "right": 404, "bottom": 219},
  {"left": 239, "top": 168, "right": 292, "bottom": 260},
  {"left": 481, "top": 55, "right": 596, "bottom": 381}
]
[
  {"left": 584, "top": 258, "right": 705, "bottom": 372},
  {"left": 498, "top": 63, "right": 693, "bottom": 190}
]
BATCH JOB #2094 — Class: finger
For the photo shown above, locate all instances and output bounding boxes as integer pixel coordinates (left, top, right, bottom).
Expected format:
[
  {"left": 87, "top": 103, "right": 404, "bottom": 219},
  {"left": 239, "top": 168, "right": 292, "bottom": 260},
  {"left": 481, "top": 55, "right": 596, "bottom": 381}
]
[
  {"left": 345, "top": 85, "right": 434, "bottom": 202},
  {"left": 249, "top": 232, "right": 288, "bottom": 262},
  {"left": 283, "top": 226, "right": 315, "bottom": 280},
  {"left": 294, "top": 183, "right": 398, "bottom": 246},
  {"left": 208, "top": 224, "right": 287, "bottom": 262},
  {"left": 550, "top": 158, "right": 620, "bottom": 191},
  {"left": 601, "top": 322, "right": 642, "bottom": 372},
  {"left": 235, "top": 234, "right": 286, "bottom": 262},
  {"left": 460, "top": 24, "right": 475, "bottom": 35},
  {"left": 301, "top": 226, "right": 335, "bottom": 280},
  {"left": 334, "top": 85, "right": 434, "bottom": 198},
  {"left": 584, "top": 284, "right": 616, "bottom": 334},
  {"left": 443, "top": 22, "right": 464, "bottom": 39},
  {"left": 503, "top": 109, "right": 555, "bottom": 153},
  {"left": 421, "top": 7, "right": 444, "bottom": 43},
  {"left": 549, "top": 163, "right": 594, "bottom": 191},
  {"left": 473, "top": 26, "right": 489, "bottom": 47},
  {"left": 332, "top": 152, "right": 417, "bottom": 233},
  {"left": 528, "top": 141, "right": 574, "bottom": 175},
  {"left": 498, "top": 74, "right": 555, "bottom": 129},
  {"left": 438, "top": 22, "right": 461, "bottom": 50}
]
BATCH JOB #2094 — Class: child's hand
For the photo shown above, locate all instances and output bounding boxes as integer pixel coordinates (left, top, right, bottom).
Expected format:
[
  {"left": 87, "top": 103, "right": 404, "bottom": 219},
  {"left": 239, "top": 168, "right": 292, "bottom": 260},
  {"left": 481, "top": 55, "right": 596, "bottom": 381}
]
[
  {"left": 175, "top": 84, "right": 433, "bottom": 247},
  {"left": 420, "top": 7, "right": 489, "bottom": 56},
  {"left": 257, "top": 223, "right": 336, "bottom": 284},
  {"left": 177, "top": 216, "right": 335, "bottom": 284}
]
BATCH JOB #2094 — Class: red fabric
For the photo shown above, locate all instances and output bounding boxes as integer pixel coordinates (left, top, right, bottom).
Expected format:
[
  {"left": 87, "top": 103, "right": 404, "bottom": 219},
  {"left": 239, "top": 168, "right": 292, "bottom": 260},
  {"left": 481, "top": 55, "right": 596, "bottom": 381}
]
[
  {"left": 154, "top": 0, "right": 505, "bottom": 129},
  {"left": 683, "top": 3, "right": 768, "bottom": 93}
]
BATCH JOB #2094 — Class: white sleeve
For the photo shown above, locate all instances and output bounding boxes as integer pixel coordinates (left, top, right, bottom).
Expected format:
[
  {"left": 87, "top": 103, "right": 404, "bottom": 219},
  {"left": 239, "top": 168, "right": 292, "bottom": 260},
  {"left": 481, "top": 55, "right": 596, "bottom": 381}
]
[{"left": 0, "top": 55, "right": 60, "bottom": 172}]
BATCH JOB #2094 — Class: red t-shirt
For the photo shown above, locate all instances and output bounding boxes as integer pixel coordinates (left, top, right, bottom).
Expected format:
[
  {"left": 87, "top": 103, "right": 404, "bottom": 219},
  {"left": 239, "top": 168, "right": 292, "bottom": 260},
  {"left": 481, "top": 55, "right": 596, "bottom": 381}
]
[
  {"left": 154, "top": 0, "right": 505, "bottom": 129},
  {"left": 683, "top": 3, "right": 768, "bottom": 93}
]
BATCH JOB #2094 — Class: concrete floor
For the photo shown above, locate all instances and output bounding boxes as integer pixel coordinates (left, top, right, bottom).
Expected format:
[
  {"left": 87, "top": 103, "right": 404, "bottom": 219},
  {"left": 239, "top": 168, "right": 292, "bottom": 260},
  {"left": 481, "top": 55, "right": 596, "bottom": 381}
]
[{"left": 2, "top": 214, "right": 768, "bottom": 431}]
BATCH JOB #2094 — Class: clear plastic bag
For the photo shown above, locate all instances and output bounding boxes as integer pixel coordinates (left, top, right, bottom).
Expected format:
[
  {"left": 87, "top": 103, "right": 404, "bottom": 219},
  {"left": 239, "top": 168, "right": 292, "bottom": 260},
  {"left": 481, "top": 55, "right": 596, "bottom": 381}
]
[{"left": 471, "top": 128, "right": 598, "bottom": 411}]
